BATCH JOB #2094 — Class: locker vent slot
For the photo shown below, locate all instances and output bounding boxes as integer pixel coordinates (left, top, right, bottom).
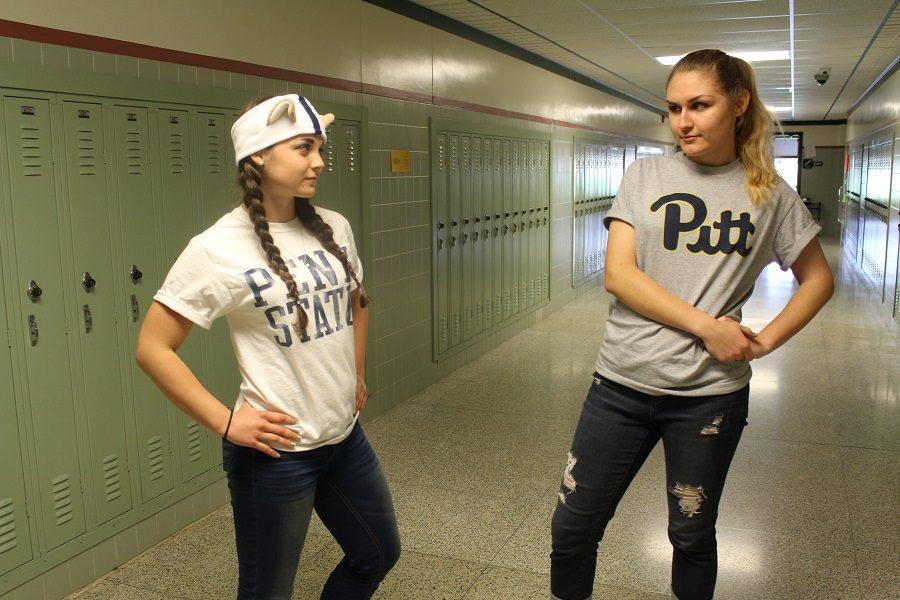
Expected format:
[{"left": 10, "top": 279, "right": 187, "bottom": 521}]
[
  {"left": 102, "top": 454, "right": 122, "bottom": 503},
  {"left": 125, "top": 129, "right": 144, "bottom": 175},
  {"left": 186, "top": 422, "right": 203, "bottom": 462},
  {"left": 76, "top": 128, "right": 98, "bottom": 175},
  {"left": 0, "top": 498, "right": 19, "bottom": 555},
  {"left": 168, "top": 131, "right": 185, "bottom": 174},
  {"left": 51, "top": 473, "right": 75, "bottom": 527},
  {"left": 19, "top": 125, "right": 44, "bottom": 177},
  {"left": 147, "top": 435, "right": 165, "bottom": 481},
  {"left": 206, "top": 133, "right": 222, "bottom": 174}
]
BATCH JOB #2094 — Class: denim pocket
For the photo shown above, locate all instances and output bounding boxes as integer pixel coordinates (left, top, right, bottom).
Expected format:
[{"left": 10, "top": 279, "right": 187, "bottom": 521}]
[{"left": 221, "top": 438, "right": 235, "bottom": 473}]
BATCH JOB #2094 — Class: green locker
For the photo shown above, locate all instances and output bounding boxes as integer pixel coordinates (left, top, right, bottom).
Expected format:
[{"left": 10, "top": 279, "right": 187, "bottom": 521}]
[
  {"left": 460, "top": 135, "right": 474, "bottom": 342},
  {"left": 574, "top": 146, "right": 584, "bottom": 281},
  {"left": 471, "top": 136, "right": 484, "bottom": 337},
  {"left": 2, "top": 95, "right": 87, "bottom": 549},
  {"left": 337, "top": 123, "right": 362, "bottom": 239},
  {"left": 525, "top": 141, "right": 535, "bottom": 309},
  {"left": 433, "top": 133, "right": 449, "bottom": 354},
  {"left": 518, "top": 140, "right": 528, "bottom": 313},
  {"left": 448, "top": 134, "right": 462, "bottom": 348},
  {"left": 491, "top": 138, "right": 505, "bottom": 325},
  {"left": 480, "top": 137, "right": 493, "bottom": 330},
  {"left": 113, "top": 104, "right": 175, "bottom": 502},
  {"left": 60, "top": 100, "right": 133, "bottom": 524},
  {"left": 155, "top": 107, "right": 210, "bottom": 483},
  {"left": 502, "top": 138, "right": 512, "bottom": 321},
  {"left": 0, "top": 221, "right": 33, "bottom": 576},
  {"left": 194, "top": 111, "right": 240, "bottom": 472},
  {"left": 541, "top": 143, "right": 550, "bottom": 300}
]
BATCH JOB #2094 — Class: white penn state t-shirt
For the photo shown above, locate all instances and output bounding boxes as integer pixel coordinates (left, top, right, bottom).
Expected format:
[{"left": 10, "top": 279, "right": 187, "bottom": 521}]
[{"left": 154, "top": 204, "right": 363, "bottom": 451}]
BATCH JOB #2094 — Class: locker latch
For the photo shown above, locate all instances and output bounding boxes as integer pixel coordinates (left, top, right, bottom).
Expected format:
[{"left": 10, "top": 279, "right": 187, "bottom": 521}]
[
  {"left": 83, "top": 272, "right": 96, "bottom": 292},
  {"left": 28, "top": 315, "right": 38, "bottom": 346},
  {"left": 27, "top": 280, "right": 42, "bottom": 301},
  {"left": 130, "top": 265, "right": 143, "bottom": 283},
  {"left": 131, "top": 294, "right": 140, "bottom": 322},
  {"left": 83, "top": 304, "right": 93, "bottom": 333}
]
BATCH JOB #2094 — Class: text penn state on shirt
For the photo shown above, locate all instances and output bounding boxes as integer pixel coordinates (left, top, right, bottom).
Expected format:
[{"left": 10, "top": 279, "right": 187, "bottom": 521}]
[{"left": 241, "top": 248, "right": 356, "bottom": 347}]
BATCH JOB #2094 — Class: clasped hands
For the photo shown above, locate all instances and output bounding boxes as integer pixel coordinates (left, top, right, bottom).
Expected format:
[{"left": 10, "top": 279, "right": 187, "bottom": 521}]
[{"left": 698, "top": 315, "right": 772, "bottom": 363}]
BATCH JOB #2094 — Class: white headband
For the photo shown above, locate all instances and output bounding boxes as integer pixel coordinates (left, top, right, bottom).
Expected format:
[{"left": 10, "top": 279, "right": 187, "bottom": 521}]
[{"left": 231, "top": 94, "right": 335, "bottom": 165}]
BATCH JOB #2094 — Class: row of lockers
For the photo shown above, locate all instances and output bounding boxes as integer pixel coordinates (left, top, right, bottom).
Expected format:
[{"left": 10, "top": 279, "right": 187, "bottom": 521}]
[
  {"left": 842, "top": 132, "right": 898, "bottom": 318},
  {"left": 0, "top": 88, "right": 364, "bottom": 582},
  {"left": 431, "top": 126, "right": 550, "bottom": 359},
  {"left": 844, "top": 136, "right": 896, "bottom": 292},
  {"left": 573, "top": 143, "right": 626, "bottom": 282}
]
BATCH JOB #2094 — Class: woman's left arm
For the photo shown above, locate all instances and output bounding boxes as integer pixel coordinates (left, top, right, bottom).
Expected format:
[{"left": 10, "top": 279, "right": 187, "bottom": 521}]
[
  {"left": 749, "top": 238, "right": 834, "bottom": 359},
  {"left": 351, "top": 289, "right": 370, "bottom": 413}
]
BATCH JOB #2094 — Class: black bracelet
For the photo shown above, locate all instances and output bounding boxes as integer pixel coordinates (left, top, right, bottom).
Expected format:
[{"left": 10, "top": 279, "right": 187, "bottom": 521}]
[{"left": 222, "top": 409, "right": 234, "bottom": 440}]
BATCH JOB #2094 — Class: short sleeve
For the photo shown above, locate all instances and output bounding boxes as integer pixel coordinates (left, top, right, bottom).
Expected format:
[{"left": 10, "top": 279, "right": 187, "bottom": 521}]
[
  {"left": 344, "top": 219, "right": 363, "bottom": 289},
  {"left": 604, "top": 161, "right": 640, "bottom": 230},
  {"left": 773, "top": 192, "right": 822, "bottom": 271},
  {"left": 153, "top": 239, "right": 238, "bottom": 329}
]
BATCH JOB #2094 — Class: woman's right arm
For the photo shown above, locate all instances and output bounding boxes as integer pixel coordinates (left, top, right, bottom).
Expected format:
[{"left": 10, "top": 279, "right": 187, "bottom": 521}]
[
  {"left": 604, "top": 219, "right": 756, "bottom": 362},
  {"left": 135, "top": 301, "right": 299, "bottom": 457}
]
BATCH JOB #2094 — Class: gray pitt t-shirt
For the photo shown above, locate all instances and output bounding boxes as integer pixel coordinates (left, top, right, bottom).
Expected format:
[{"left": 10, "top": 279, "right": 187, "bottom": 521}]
[{"left": 595, "top": 152, "right": 821, "bottom": 396}]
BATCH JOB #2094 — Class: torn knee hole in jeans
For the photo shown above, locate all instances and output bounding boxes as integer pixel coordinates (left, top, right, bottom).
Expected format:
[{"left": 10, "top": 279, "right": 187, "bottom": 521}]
[
  {"left": 558, "top": 452, "right": 578, "bottom": 504},
  {"left": 669, "top": 482, "right": 706, "bottom": 517},
  {"left": 700, "top": 415, "right": 724, "bottom": 436}
]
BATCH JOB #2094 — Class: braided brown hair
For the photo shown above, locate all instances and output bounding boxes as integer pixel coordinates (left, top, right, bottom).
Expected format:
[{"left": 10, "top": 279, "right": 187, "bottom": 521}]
[{"left": 236, "top": 97, "right": 370, "bottom": 335}]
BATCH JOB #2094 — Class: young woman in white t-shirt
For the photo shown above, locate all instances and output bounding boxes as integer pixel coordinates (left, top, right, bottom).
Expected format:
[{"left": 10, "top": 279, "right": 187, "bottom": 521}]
[{"left": 137, "top": 94, "right": 400, "bottom": 599}]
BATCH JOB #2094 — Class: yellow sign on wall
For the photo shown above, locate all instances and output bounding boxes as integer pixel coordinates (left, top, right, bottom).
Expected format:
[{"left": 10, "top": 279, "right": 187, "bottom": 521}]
[{"left": 390, "top": 149, "right": 411, "bottom": 174}]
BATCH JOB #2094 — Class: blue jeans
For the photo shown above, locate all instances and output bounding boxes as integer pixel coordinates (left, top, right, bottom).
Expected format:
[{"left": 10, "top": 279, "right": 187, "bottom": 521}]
[
  {"left": 551, "top": 375, "right": 749, "bottom": 600},
  {"left": 223, "top": 421, "right": 400, "bottom": 599}
]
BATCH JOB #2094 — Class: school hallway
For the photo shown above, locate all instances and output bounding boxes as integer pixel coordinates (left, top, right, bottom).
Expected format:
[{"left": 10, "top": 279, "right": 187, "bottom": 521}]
[{"left": 61, "top": 238, "right": 898, "bottom": 600}]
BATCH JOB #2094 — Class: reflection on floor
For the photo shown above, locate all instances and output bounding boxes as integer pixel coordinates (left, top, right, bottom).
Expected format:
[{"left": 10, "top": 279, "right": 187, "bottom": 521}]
[{"left": 68, "top": 240, "right": 899, "bottom": 599}]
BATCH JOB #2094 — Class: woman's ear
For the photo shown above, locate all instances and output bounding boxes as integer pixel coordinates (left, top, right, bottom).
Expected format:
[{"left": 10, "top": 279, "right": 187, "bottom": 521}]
[
  {"left": 250, "top": 152, "right": 265, "bottom": 168},
  {"left": 736, "top": 89, "right": 750, "bottom": 116}
]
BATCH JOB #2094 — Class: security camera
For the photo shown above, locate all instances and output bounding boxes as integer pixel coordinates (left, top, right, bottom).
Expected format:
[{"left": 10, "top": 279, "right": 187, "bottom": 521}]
[{"left": 814, "top": 69, "right": 830, "bottom": 86}]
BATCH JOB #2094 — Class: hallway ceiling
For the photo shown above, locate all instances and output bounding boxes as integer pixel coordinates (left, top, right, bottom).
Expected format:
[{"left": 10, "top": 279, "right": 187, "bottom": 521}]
[{"left": 410, "top": 0, "right": 900, "bottom": 120}]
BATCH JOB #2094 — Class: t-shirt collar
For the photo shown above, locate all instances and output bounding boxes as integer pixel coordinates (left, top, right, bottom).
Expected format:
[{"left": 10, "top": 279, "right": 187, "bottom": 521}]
[
  {"left": 232, "top": 204, "right": 303, "bottom": 232},
  {"left": 676, "top": 151, "right": 742, "bottom": 176}
]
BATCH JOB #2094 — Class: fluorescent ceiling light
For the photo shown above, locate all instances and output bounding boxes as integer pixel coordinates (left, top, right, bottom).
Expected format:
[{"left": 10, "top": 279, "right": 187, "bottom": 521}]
[
  {"left": 656, "top": 50, "right": 790, "bottom": 66},
  {"left": 766, "top": 106, "right": 793, "bottom": 112}
]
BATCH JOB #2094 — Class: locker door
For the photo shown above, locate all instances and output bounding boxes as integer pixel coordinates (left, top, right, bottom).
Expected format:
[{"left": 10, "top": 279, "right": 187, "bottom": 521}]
[
  {"left": 156, "top": 108, "right": 210, "bottom": 483},
  {"left": 337, "top": 123, "right": 362, "bottom": 238},
  {"left": 541, "top": 142, "right": 550, "bottom": 300},
  {"left": 113, "top": 105, "right": 174, "bottom": 502},
  {"left": 502, "top": 139, "right": 512, "bottom": 321},
  {"left": 518, "top": 140, "right": 528, "bottom": 311},
  {"left": 434, "top": 133, "right": 450, "bottom": 355},
  {"left": 480, "top": 137, "right": 492, "bottom": 331},
  {"left": 448, "top": 135, "right": 462, "bottom": 348},
  {"left": 508, "top": 140, "right": 519, "bottom": 316},
  {"left": 471, "top": 137, "right": 484, "bottom": 337},
  {"left": 0, "top": 238, "right": 33, "bottom": 575},
  {"left": 573, "top": 146, "right": 581, "bottom": 283},
  {"left": 3, "top": 96, "right": 87, "bottom": 549},
  {"left": 61, "top": 101, "right": 133, "bottom": 524},
  {"left": 492, "top": 139, "right": 503, "bottom": 324},
  {"left": 527, "top": 142, "right": 539, "bottom": 306},
  {"left": 460, "top": 136, "right": 474, "bottom": 342},
  {"left": 195, "top": 112, "right": 240, "bottom": 471}
]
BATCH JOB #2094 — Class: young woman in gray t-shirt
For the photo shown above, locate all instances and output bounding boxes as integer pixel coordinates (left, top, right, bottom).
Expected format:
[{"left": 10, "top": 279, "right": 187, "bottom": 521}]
[{"left": 550, "top": 50, "right": 835, "bottom": 600}]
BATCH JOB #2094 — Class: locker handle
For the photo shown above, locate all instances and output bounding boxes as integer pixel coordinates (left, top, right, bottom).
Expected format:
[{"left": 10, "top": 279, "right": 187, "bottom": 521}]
[
  {"left": 474, "top": 231, "right": 479, "bottom": 242},
  {"left": 131, "top": 294, "right": 140, "bottom": 322},
  {"left": 130, "top": 265, "right": 143, "bottom": 283},
  {"left": 83, "top": 304, "right": 93, "bottom": 333},
  {"left": 503, "top": 225, "right": 509, "bottom": 234},
  {"left": 493, "top": 227, "right": 499, "bottom": 237},
  {"left": 512, "top": 224, "right": 517, "bottom": 233},
  {"left": 464, "top": 218, "right": 470, "bottom": 224},
  {"left": 26, "top": 280, "right": 42, "bottom": 301},
  {"left": 28, "top": 315, "right": 38, "bottom": 346},
  {"left": 449, "top": 236, "right": 456, "bottom": 248},
  {"left": 437, "top": 222, "right": 445, "bottom": 230},
  {"left": 475, "top": 217, "right": 481, "bottom": 223},
  {"left": 462, "top": 233, "right": 468, "bottom": 244},
  {"left": 452, "top": 220, "right": 458, "bottom": 227},
  {"left": 83, "top": 272, "right": 96, "bottom": 292}
]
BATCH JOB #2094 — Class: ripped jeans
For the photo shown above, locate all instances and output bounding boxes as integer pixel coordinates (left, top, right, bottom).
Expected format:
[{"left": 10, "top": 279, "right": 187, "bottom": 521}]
[{"left": 551, "top": 375, "right": 749, "bottom": 600}]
